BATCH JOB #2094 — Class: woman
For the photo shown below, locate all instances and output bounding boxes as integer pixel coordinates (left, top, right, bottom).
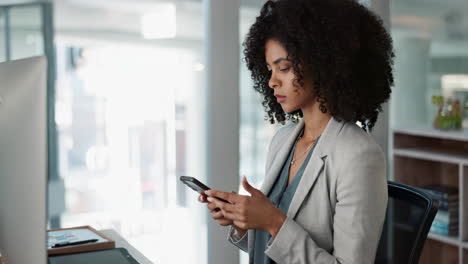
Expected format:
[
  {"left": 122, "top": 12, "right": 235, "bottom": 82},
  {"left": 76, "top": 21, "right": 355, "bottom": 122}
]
[{"left": 200, "top": 0, "right": 394, "bottom": 263}]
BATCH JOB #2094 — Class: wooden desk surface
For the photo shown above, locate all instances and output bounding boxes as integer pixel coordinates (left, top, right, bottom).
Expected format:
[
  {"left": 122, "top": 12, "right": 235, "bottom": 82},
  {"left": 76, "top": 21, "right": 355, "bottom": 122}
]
[{"left": 100, "top": 229, "right": 153, "bottom": 264}]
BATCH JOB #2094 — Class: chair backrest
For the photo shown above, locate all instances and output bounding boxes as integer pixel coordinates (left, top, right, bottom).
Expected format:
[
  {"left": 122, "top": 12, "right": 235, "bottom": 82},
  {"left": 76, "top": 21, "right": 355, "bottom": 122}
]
[{"left": 375, "top": 181, "right": 439, "bottom": 264}]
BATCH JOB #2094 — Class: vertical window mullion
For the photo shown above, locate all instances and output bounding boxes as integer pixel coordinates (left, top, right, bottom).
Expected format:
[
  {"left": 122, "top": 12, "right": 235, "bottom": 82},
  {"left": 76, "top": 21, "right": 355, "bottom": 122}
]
[{"left": 4, "top": 6, "right": 10, "bottom": 61}]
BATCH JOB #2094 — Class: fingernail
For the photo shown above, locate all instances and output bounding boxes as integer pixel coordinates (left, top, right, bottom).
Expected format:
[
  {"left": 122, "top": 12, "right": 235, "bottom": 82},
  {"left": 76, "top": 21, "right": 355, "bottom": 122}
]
[{"left": 207, "top": 197, "right": 213, "bottom": 202}]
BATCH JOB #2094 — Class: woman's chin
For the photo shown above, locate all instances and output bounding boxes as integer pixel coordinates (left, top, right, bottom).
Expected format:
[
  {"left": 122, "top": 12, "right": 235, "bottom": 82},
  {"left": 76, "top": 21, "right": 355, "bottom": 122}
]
[{"left": 281, "top": 105, "right": 299, "bottom": 114}]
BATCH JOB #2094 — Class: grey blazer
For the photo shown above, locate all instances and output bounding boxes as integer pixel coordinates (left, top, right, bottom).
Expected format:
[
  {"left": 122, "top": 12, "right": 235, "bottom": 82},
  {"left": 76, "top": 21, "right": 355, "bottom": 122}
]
[{"left": 228, "top": 117, "right": 388, "bottom": 264}]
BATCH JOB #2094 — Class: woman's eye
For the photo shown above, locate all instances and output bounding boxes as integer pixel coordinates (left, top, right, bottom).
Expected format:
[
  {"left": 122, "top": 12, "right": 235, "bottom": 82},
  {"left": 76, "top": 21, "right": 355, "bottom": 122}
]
[{"left": 280, "top": 67, "right": 290, "bottom": 72}]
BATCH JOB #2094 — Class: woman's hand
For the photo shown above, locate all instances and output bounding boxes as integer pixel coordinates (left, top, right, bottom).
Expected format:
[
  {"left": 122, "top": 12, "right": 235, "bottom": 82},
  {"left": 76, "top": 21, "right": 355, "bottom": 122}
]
[
  {"left": 205, "top": 176, "right": 287, "bottom": 237},
  {"left": 198, "top": 193, "right": 234, "bottom": 227}
]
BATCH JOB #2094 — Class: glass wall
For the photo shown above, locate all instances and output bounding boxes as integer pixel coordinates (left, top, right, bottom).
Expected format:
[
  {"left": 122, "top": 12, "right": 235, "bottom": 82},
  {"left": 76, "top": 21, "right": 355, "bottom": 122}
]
[
  {"left": 390, "top": 0, "right": 468, "bottom": 129},
  {"left": 0, "top": 4, "right": 45, "bottom": 62},
  {"left": 53, "top": 2, "right": 206, "bottom": 263},
  {"left": 10, "top": 5, "right": 43, "bottom": 60},
  {"left": 389, "top": 0, "right": 468, "bottom": 182}
]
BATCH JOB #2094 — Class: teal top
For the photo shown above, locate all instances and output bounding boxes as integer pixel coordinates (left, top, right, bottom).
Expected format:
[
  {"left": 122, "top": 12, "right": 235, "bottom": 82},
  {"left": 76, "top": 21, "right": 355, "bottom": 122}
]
[{"left": 254, "top": 129, "right": 319, "bottom": 264}]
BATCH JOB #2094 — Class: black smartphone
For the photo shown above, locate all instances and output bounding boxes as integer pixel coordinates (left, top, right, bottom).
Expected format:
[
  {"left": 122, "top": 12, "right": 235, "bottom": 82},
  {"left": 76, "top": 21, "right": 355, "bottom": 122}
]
[{"left": 179, "top": 176, "right": 230, "bottom": 203}]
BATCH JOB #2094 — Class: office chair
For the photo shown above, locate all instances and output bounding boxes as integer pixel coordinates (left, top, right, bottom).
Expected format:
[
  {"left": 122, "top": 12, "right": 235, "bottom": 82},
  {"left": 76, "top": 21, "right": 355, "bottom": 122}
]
[{"left": 375, "top": 181, "right": 439, "bottom": 264}]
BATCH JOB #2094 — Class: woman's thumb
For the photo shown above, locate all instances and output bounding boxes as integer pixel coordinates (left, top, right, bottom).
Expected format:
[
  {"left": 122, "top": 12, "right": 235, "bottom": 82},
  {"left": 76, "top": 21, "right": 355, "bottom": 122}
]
[{"left": 242, "top": 176, "right": 258, "bottom": 195}]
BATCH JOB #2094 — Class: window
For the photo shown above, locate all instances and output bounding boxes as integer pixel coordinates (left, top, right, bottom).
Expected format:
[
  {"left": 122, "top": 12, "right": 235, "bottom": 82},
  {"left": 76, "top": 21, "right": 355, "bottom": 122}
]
[{"left": 54, "top": 2, "right": 206, "bottom": 262}]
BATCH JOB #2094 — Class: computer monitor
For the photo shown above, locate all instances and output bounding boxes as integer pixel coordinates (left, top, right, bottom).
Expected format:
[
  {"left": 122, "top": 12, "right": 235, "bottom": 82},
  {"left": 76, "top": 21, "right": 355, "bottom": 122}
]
[{"left": 0, "top": 56, "right": 47, "bottom": 264}]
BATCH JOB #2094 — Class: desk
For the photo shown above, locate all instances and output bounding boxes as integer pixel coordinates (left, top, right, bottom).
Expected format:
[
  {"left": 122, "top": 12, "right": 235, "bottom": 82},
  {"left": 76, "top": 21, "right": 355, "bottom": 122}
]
[
  {"left": 0, "top": 229, "right": 152, "bottom": 264},
  {"left": 100, "top": 229, "right": 153, "bottom": 264}
]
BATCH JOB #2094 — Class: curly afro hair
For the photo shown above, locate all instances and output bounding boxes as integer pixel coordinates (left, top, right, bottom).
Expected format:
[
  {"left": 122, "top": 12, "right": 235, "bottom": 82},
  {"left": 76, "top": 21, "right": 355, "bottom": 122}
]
[{"left": 243, "top": 0, "right": 394, "bottom": 131}]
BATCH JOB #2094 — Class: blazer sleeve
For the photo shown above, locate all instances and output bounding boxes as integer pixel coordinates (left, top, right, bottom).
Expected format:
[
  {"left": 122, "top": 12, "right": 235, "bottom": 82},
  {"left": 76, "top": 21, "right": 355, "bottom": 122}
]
[
  {"left": 264, "top": 145, "right": 388, "bottom": 264},
  {"left": 227, "top": 226, "right": 249, "bottom": 252}
]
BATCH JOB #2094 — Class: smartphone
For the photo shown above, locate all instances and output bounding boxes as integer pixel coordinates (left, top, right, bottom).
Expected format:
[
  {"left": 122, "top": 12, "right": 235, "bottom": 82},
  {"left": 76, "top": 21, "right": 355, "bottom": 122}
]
[{"left": 179, "top": 176, "right": 230, "bottom": 203}]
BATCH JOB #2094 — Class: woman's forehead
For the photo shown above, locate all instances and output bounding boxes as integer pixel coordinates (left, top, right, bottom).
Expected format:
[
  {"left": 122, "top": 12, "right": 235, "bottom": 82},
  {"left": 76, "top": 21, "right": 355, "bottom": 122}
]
[{"left": 265, "top": 40, "right": 288, "bottom": 64}]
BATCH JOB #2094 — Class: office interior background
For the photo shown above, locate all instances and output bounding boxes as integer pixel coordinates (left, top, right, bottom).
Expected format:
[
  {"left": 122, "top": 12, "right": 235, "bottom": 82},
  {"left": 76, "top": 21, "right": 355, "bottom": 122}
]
[{"left": 1, "top": 0, "right": 468, "bottom": 263}]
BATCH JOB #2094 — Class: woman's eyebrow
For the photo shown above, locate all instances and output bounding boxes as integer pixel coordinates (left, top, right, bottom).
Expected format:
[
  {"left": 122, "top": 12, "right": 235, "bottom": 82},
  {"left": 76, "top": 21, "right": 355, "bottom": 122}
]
[{"left": 266, "top": 57, "right": 289, "bottom": 66}]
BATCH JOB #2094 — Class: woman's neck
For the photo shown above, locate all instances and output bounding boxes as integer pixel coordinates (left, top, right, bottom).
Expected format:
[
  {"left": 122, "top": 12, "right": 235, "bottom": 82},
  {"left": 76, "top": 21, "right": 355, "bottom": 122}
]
[{"left": 300, "top": 103, "right": 332, "bottom": 141}]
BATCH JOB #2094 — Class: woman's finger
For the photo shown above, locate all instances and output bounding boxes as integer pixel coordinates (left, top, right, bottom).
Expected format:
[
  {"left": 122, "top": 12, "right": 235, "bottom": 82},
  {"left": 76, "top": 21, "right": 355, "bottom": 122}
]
[
  {"left": 207, "top": 196, "right": 236, "bottom": 213},
  {"left": 207, "top": 203, "right": 221, "bottom": 213},
  {"left": 218, "top": 219, "right": 233, "bottom": 226},
  {"left": 242, "top": 176, "right": 262, "bottom": 197},
  {"left": 198, "top": 194, "right": 208, "bottom": 203},
  {"left": 205, "top": 190, "right": 240, "bottom": 204},
  {"left": 211, "top": 210, "right": 224, "bottom": 220},
  {"left": 207, "top": 202, "right": 219, "bottom": 211},
  {"left": 222, "top": 210, "right": 243, "bottom": 221},
  {"left": 233, "top": 220, "right": 248, "bottom": 230}
]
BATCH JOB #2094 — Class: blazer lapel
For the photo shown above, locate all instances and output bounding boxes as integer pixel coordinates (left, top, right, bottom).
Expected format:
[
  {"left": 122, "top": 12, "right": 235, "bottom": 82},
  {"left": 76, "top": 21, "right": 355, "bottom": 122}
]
[
  {"left": 260, "top": 120, "right": 305, "bottom": 195},
  {"left": 287, "top": 117, "right": 344, "bottom": 219},
  {"left": 287, "top": 154, "right": 325, "bottom": 219}
]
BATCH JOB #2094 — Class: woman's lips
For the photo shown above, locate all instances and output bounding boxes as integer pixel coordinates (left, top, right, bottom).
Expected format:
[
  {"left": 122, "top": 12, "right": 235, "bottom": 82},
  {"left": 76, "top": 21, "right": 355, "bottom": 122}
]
[{"left": 276, "top": 95, "right": 286, "bottom": 103}]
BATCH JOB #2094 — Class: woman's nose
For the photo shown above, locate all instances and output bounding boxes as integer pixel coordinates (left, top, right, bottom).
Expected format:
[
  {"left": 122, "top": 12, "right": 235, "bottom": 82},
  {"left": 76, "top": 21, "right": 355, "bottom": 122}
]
[{"left": 268, "top": 73, "right": 280, "bottom": 89}]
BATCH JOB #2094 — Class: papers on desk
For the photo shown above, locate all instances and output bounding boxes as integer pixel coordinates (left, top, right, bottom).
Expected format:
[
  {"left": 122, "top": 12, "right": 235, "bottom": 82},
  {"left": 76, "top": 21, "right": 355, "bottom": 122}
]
[
  {"left": 48, "top": 228, "right": 108, "bottom": 249},
  {"left": 47, "top": 225, "right": 115, "bottom": 256}
]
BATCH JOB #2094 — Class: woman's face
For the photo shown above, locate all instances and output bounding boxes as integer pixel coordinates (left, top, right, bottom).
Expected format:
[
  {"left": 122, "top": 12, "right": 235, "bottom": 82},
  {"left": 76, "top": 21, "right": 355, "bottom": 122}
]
[{"left": 265, "top": 39, "right": 315, "bottom": 113}]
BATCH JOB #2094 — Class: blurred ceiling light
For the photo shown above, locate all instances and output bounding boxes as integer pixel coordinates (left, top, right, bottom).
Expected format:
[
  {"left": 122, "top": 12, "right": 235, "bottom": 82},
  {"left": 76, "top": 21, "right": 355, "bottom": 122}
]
[
  {"left": 194, "top": 63, "right": 204, "bottom": 72},
  {"left": 141, "top": 4, "right": 176, "bottom": 39},
  {"left": 392, "top": 15, "right": 438, "bottom": 34},
  {"left": 441, "top": 74, "right": 468, "bottom": 97}
]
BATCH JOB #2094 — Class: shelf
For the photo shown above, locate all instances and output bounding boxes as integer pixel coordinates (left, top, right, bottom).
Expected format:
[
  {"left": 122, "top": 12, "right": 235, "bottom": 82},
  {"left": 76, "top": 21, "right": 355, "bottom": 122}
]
[
  {"left": 393, "top": 148, "right": 468, "bottom": 165},
  {"left": 460, "top": 241, "right": 468, "bottom": 250},
  {"left": 420, "top": 239, "right": 459, "bottom": 264},
  {"left": 393, "top": 128, "right": 467, "bottom": 264},
  {"left": 461, "top": 241, "right": 468, "bottom": 249},
  {"left": 393, "top": 126, "right": 468, "bottom": 142},
  {"left": 427, "top": 232, "right": 460, "bottom": 247}
]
